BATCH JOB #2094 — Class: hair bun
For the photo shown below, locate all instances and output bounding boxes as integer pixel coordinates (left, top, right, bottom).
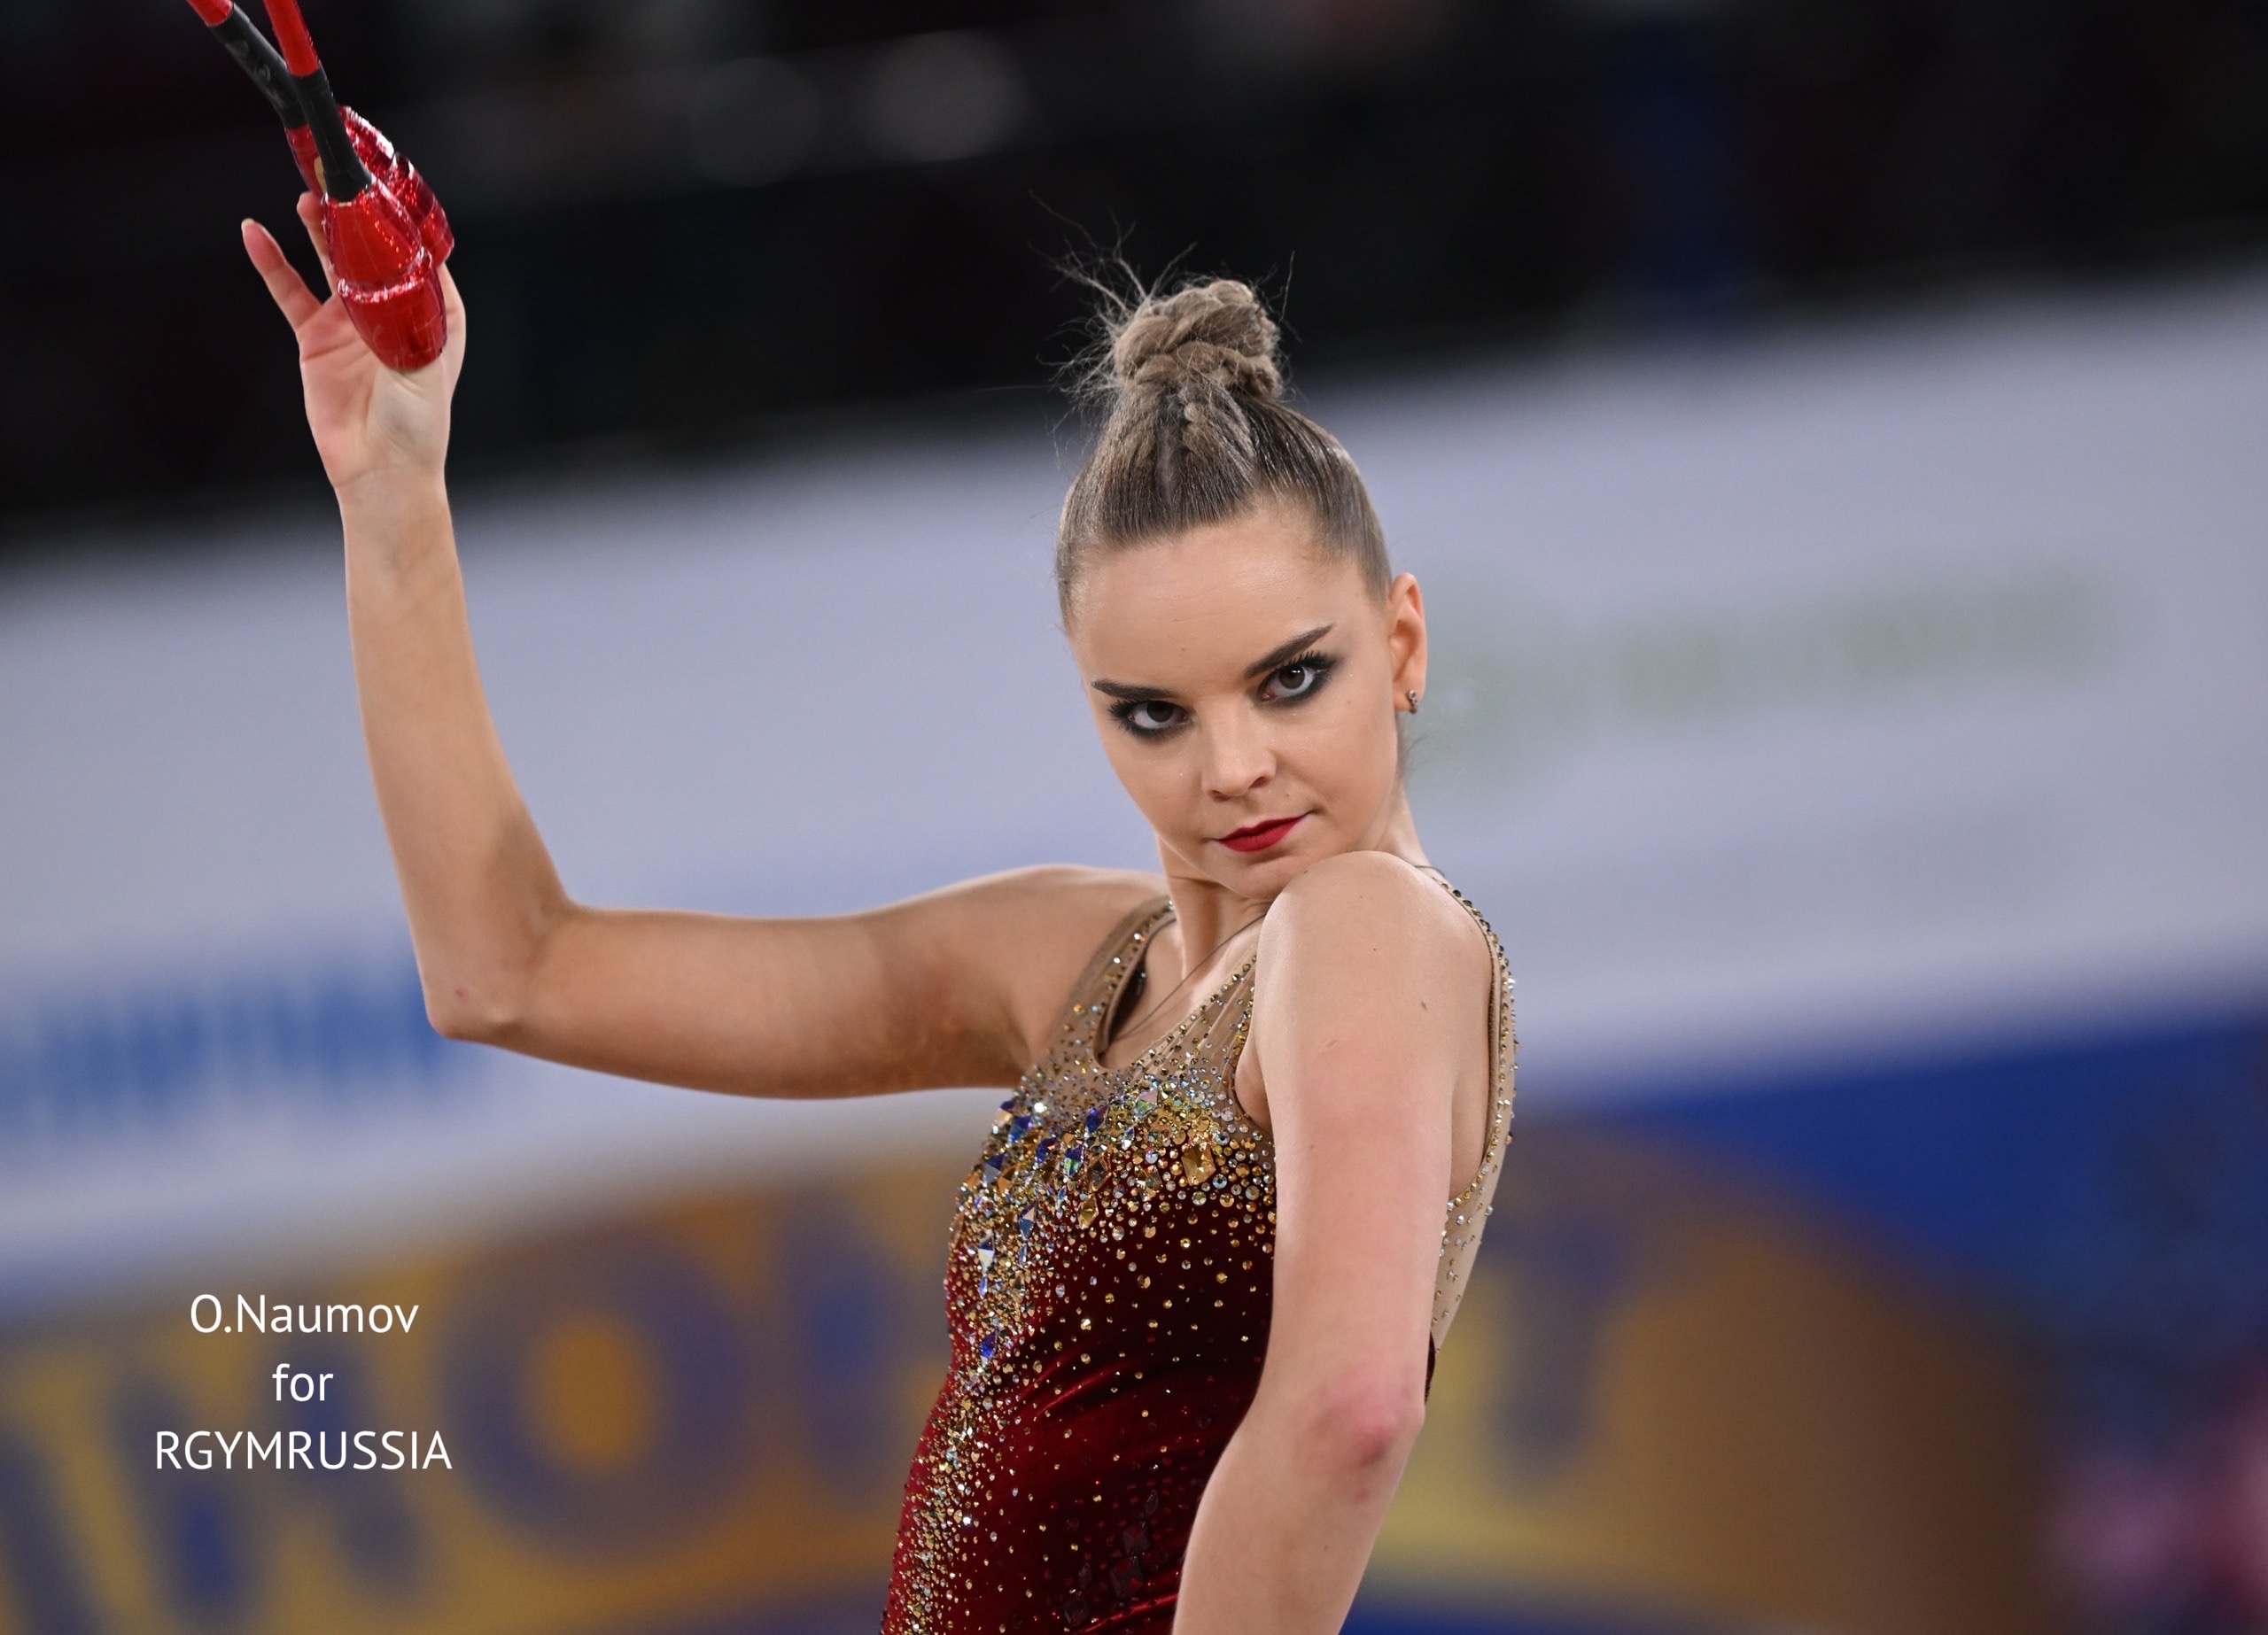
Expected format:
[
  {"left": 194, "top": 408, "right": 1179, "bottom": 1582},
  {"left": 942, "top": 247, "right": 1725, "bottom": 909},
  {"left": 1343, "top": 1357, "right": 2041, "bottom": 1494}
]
[
  {"left": 1059, "top": 265, "right": 1386, "bottom": 615},
  {"left": 1109, "top": 279, "right": 1284, "bottom": 401}
]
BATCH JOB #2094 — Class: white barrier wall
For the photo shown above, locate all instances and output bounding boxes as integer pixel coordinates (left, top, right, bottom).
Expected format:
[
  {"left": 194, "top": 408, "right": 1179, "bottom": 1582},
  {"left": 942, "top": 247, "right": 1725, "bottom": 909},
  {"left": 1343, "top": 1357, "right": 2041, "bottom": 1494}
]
[{"left": 6, "top": 280, "right": 2265, "bottom": 1318}]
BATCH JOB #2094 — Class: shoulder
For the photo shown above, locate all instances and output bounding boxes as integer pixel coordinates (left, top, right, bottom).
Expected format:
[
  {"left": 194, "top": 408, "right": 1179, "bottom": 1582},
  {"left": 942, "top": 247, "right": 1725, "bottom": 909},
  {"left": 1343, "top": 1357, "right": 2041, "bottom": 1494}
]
[
  {"left": 1253, "top": 853, "right": 1487, "bottom": 1052},
  {"left": 871, "top": 862, "right": 1163, "bottom": 969},
  {"left": 1263, "top": 852, "right": 1480, "bottom": 981},
  {"left": 1244, "top": 853, "right": 1489, "bottom": 1126},
  {"left": 939, "top": 863, "right": 1164, "bottom": 935},
  {"left": 868, "top": 861, "right": 1157, "bottom": 924},
  {"left": 866, "top": 863, "right": 1165, "bottom": 1063}
]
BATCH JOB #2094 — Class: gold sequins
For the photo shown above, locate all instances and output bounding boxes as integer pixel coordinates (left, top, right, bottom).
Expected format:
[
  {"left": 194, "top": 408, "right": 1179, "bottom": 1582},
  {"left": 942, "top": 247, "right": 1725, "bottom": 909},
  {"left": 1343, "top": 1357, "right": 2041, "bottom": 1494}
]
[{"left": 883, "top": 881, "right": 1512, "bottom": 1635}]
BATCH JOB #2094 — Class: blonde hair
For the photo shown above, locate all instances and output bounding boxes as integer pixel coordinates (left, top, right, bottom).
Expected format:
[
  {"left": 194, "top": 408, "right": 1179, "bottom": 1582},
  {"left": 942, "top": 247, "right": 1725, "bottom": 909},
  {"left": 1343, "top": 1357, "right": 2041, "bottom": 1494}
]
[{"left": 1056, "top": 276, "right": 1389, "bottom": 617}]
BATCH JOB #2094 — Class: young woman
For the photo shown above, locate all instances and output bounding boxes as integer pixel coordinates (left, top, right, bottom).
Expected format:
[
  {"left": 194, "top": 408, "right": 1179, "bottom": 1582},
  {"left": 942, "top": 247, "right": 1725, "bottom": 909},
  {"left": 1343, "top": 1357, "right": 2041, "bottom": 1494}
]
[{"left": 243, "top": 202, "right": 1512, "bottom": 1634}]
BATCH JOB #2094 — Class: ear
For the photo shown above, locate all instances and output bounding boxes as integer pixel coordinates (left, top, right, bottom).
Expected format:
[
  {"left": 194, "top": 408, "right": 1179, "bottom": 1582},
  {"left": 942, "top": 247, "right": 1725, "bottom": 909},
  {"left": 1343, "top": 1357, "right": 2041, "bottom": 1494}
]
[{"left": 1386, "top": 572, "right": 1426, "bottom": 711}]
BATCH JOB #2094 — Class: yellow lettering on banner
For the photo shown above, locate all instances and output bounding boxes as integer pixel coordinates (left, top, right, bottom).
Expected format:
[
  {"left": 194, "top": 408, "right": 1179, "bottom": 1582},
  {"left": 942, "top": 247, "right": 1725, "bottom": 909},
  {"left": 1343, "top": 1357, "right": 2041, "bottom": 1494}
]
[
  {"left": 0, "top": 1166, "right": 959, "bottom": 1635},
  {"left": 0, "top": 1142, "right": 2047, "bottom": 1635}
]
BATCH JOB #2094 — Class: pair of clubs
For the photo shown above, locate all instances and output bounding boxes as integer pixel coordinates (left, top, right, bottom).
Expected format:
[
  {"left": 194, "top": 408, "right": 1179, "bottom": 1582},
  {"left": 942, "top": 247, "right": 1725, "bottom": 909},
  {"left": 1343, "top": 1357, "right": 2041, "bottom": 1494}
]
[{"left": 185, "top": 0, "right": 453, "bottom": 368}]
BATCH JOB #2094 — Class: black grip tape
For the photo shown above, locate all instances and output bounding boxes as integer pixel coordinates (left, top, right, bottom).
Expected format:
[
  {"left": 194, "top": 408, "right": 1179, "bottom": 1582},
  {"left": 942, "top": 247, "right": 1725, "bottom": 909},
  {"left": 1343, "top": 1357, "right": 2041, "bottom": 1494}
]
[
  {"left": 292, "top": 67, "right": 371, "bottom": 200},
  {"left": 209, "top": 9, "right": 306, "bottom": 128}
]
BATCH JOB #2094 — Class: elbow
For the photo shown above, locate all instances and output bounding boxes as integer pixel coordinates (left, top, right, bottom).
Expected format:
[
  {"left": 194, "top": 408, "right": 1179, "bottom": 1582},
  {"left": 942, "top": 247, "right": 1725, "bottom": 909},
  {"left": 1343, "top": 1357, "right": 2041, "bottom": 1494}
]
[
  {"left": 417, "top": 906, "right": 570, "bottom": 1045},
  {"left": 421, "top": 972, "right": 524, "bottom": 1045},
  {"left": 422, "top": 884, "right": 576, "bottom": 1038},
  {"left": 1293, "top": 1367, "right": 1427, "bottom": 1484}
]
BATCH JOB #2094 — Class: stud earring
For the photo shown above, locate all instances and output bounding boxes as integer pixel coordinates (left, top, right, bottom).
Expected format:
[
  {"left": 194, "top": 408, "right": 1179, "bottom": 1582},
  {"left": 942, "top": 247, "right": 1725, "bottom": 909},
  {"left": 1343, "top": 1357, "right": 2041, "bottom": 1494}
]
[{"left": 1406, "top": 690, "right": 1421, "bottom": 714}]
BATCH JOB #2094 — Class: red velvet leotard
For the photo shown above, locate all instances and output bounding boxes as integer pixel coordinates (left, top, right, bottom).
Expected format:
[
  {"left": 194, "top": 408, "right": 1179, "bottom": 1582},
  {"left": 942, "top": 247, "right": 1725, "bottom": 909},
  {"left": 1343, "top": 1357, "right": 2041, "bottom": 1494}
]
[{"left": 882, "top": 880, "right": 1513, "bottom": 1634}]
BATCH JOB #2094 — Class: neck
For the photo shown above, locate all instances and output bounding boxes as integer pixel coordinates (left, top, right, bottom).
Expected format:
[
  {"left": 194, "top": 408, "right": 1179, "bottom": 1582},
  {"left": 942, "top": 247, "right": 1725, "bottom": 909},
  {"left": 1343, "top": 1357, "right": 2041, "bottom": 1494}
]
[{"left": 1153, "top": 788, "right": 1429, "bottom": 988}]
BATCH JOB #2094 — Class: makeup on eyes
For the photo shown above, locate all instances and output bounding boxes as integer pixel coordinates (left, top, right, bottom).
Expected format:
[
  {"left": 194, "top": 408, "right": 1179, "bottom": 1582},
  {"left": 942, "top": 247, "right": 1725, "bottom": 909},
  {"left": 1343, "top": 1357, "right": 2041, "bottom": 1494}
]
[
  {"left": 1258, "top": 649, "right": 1334, "bottom": 701},
  {"left": 1108, "top": 697, "right": 1187, "bottom": 735},
  {"left": 1106, "top": 649, "right": 1339, "bottom": 738}
]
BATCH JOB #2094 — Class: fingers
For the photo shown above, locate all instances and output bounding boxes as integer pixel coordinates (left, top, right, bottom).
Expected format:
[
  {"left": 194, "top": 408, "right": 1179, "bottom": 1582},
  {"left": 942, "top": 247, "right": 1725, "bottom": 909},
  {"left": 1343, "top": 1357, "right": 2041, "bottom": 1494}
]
[
  {"left": 416, "top": 260, "right": 469, "bottom": 382},
  {"left": 240, "top": 218, "right": 323, "bottom": 330},
  {"left": 294, "top": 192, "right": 338, "bottom": 296},
  {"left": 438, "top": 261, "right": 466, "bottom": 338}
]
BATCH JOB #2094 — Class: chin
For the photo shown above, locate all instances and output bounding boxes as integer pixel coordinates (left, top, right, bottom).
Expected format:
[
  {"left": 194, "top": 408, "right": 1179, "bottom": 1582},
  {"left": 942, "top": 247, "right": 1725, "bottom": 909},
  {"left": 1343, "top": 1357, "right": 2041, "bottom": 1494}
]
[{"left": 1229, "top": 844, "right": 1325, "bottom": 896}]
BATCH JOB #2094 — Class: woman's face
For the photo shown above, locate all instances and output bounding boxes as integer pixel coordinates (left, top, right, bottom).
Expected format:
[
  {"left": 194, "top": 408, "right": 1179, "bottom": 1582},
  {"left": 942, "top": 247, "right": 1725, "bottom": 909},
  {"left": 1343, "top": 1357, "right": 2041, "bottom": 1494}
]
[{"left": 1066, "top": 504, "right": 1427, "bottom": 902}]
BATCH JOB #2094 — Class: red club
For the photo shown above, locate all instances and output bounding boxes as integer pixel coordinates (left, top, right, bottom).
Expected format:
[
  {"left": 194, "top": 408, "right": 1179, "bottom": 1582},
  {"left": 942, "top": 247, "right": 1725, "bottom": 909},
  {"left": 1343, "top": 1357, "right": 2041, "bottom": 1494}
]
[{"left": 181, "top": 0, "right": 452, "bottom": 370}]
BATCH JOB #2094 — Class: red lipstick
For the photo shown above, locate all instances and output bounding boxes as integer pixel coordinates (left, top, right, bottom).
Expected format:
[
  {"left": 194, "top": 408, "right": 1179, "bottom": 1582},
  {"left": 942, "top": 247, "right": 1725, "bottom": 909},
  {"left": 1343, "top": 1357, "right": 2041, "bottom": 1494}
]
[{"left": 1216, "top": 815, "right": 1305, "bottom": 854}]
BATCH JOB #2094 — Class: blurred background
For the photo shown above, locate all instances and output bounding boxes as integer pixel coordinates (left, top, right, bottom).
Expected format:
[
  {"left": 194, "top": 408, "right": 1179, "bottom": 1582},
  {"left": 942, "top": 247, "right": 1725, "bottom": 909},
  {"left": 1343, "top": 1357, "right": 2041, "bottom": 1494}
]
[{"left": 4, "top": 0, "right": 2268, "bottom": 1631}]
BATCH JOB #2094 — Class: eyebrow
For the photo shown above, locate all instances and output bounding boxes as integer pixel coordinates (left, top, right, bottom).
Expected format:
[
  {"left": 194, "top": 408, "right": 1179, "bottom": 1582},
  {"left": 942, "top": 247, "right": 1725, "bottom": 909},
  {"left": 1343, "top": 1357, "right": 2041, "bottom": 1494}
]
[{"left": 1089, "top": 624, "right": 1336, "bottom": 701}]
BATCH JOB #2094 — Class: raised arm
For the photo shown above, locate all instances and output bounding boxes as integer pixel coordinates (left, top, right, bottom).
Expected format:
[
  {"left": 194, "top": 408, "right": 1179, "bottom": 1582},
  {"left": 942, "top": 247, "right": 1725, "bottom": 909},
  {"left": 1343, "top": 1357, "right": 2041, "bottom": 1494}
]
[
  {"left": 1173, "top": 851, "right": 1490, "bottom": 1632},
  {"left": 242, "top": 201, "right": 1144, "bottom": 1097}
]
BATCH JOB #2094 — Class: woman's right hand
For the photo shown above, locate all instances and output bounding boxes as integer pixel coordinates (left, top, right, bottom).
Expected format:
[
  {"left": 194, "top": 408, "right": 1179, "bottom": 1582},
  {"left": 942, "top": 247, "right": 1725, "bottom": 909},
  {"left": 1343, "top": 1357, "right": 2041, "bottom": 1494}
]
[
  {"left": 240, "top": 192, "right": 1144, "bottom": 1105},
  {"left": 242, "top": 192, "right": 466, "bottom": 502}
]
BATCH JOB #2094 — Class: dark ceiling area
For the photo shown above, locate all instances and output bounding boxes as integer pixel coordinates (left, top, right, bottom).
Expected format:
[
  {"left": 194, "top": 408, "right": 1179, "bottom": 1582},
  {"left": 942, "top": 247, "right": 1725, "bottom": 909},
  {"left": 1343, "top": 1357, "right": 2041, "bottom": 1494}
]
[{"left": 4, "top": 0, "right": 2265, "bottom": 543}]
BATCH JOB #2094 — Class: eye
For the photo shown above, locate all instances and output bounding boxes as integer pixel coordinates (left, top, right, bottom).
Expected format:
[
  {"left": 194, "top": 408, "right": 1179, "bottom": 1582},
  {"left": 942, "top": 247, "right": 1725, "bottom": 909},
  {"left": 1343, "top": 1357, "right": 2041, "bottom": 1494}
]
[
  {"left": 1111, "top": 698, "right": 1187, "bottom": 737},
  {"left": 1260, "top": 653, "right": 1334, "bottom": 704}
]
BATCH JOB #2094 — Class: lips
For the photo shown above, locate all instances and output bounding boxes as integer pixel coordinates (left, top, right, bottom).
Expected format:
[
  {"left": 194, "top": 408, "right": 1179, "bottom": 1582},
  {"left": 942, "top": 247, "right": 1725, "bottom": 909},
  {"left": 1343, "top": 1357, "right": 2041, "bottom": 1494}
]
[{"left": 1216, "top": 814, "right": 1306, "bottom": 854}]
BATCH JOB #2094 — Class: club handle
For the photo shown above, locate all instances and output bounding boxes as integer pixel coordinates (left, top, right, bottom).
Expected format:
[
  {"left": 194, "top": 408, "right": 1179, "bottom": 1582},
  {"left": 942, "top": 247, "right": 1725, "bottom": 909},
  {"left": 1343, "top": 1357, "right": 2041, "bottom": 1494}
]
[
  {"left": 293, "top": 66, "right": 372, "bottom": 198},
  {"left": 205, "top": 4, "right": 307, "bottom": 128},
  {"left": 257, "top": 0, "right": 322, "bottom": 77},
  {"left": 251, "top": 0, "right": 369, "bottom": 198}
]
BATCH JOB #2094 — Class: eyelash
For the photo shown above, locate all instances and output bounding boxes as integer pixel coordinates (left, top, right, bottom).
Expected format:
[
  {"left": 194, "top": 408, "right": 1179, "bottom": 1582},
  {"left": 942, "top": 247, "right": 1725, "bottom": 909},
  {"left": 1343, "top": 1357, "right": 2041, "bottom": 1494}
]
[{"left": 1108, "top": 651, "right": 1338, "bottom": 739}]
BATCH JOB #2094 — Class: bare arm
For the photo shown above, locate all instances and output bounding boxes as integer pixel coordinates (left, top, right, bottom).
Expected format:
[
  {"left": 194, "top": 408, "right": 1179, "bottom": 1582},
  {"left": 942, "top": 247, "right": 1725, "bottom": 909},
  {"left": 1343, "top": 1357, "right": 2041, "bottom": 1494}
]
[
  {"left": 244, "top": 202, "right": 1146, "bottom": 1097},
  {"left": 1173, "top": 853, "right": 1487, "bottom": 1632}
]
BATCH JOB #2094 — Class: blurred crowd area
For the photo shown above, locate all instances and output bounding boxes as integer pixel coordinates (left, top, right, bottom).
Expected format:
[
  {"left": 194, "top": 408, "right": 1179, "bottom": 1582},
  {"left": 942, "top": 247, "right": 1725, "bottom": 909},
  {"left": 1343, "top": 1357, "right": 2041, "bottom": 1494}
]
[{"left": 5, "top": 0, "right": 2268, "bottom": 531}]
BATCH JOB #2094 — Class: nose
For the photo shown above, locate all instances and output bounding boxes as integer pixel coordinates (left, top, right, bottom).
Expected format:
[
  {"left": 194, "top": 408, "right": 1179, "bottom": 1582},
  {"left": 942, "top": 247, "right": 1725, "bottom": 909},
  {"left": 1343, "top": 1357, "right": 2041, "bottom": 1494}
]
[{"left": 1200, "top": 706, "right": 1274, "bottom": 802}]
